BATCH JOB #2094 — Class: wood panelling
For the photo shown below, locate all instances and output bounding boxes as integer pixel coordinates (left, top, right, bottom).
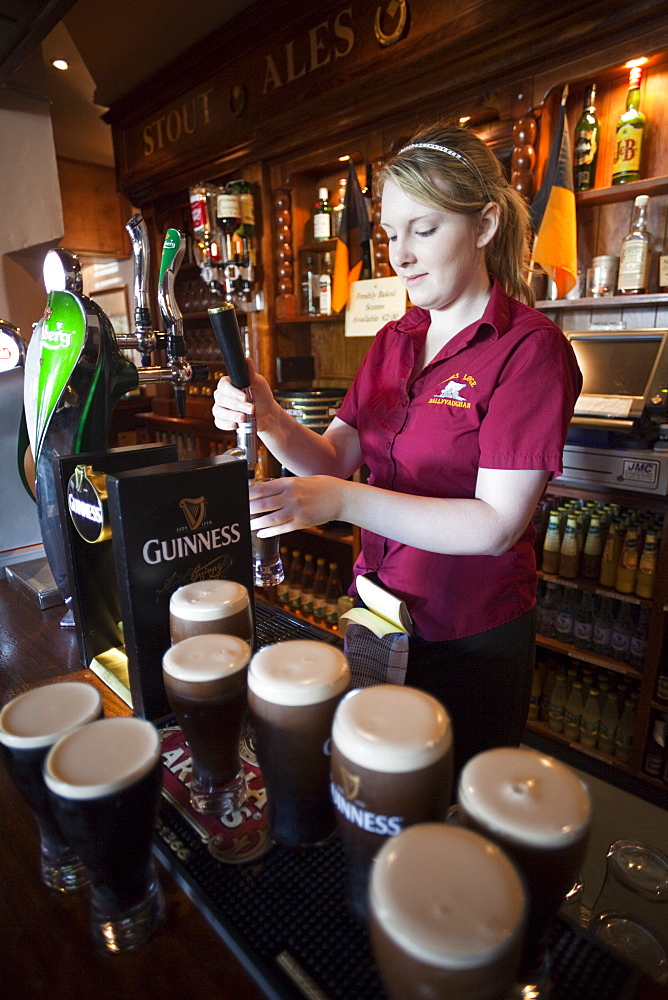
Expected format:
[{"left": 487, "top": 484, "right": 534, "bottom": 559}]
[{"left": 57, "top": 158, "right": 133, "bottom": 257}]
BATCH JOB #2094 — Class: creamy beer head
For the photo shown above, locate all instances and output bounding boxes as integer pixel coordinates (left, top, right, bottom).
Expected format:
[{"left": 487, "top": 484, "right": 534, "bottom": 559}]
[
  {"left": 458, "top": 747, "right": 592, "bottom": 849},
  {"left": 163, "top": 632, "right": 251, "bottom": 688},
  {"left": 169, "top": 580, "right": 252, "bottom": 643},
  {"left": 44, "top": 717, "right": 161, "bottom": 800},
  {"left": 248, "top": 639, "right": 350, "bottom": 705},
  {"left": 332, "top": 685, "right": 452, "bottom": 772},
  {"left": 370, "top": 823, "right": 526, "bottom": 970},
  {"left": 0, "top": 681, "right": 102, "bottom": 750},
  {"left": 170, "top": 580, "right": 249, "bottom": 622}
]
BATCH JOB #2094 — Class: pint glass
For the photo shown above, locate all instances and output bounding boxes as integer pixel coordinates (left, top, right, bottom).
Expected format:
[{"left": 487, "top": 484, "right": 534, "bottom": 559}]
[
  {"left": 369, "top": 823, "right": 527, "bottom": 1000},
  {"left": 248, "top": 639, "right": 350, "bottom": 847},
  {"left": 163, "top": 633, "right": 251, "bottom": 816},
  {"left": 0, "top": 680, "right": 102, "bottom": 891},
  {"left": 43, "top": 716, "right": 165, "bottom": 951},
  {"left": 330, "top": 684, "right": 453, "bottom": 921},
  {"left": 169, "top": 579, "right": 253, "bottom": 645},
  {"left": 457, "top": 747, "right": 592, "bottom": 964}
]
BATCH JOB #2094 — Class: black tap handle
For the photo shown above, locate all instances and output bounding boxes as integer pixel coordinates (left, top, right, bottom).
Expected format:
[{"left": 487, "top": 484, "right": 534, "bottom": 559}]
[{"left": 208, "top": 304, "right": 249, "bottom": 389}]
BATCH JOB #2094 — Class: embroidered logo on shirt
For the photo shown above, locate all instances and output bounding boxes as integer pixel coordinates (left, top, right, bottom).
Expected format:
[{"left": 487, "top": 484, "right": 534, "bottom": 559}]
[{"left": 429, "top": 373, "right": 476, "bottom": 408}]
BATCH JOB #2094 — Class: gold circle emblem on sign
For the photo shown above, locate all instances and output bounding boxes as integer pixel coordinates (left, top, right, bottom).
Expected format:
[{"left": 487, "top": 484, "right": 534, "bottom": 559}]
[{"left": 374, "top": 0, "right": 409, "bottom": 47}]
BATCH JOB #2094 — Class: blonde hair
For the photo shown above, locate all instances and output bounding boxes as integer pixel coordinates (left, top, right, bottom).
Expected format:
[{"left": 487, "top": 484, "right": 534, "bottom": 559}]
[{"left": 376, "top": 122, "right": 535, "bottom": 306}]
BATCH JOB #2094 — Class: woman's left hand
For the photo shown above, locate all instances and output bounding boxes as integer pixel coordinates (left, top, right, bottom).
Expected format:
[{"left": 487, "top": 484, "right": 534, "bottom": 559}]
[{"left": 249, "top": 476, "right": 343, "bottom": 536}]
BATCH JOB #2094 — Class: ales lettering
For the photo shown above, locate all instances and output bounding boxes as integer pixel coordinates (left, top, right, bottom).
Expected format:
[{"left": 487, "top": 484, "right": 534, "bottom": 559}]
[{"left": 263, "top": 9, "right": 354, "bottom": 93}]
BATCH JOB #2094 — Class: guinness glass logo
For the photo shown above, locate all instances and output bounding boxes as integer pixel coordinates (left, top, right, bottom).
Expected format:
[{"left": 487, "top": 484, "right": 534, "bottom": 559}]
[{"left": 67, "top": 464, "right": 111, "bottom": 544}]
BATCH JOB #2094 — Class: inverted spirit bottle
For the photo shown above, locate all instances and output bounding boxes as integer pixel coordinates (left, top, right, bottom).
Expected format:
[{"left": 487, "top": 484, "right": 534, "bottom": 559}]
[{"left": 612, "top": 66, "right": 645, "bottom": 185}]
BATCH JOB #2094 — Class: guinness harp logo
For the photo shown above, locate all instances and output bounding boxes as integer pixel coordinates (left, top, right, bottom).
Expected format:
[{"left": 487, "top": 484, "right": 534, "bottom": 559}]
[
  {"left": 179, "top": 495, "right": 206, "bottom": 531},
  {"left": 341, "top": 766, "right": 361, "bottom": 802}
]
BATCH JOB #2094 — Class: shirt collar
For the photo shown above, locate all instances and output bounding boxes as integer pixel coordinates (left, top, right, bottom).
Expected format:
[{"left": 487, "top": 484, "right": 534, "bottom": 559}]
[{"left": 396, "top": 275, "right": 512, "bottom": 345}]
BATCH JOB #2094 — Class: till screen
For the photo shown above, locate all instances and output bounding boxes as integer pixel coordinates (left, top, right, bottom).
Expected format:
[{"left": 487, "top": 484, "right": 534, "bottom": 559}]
[{"left": 570, "top": 337, "right": 660, "bottom": 397}]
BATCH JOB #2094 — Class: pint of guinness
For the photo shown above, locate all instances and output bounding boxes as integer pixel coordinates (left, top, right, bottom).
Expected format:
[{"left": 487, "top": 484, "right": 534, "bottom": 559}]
[
  {"left": 43, "top": 716, "right": 165, "bottom": 952},
  {"left": 248, "top": 639, "right": 350, "bottom": 847},
  {"left": 458, "top": 747, "right": 592, "bottom": 967},
  {"left": 330, "top": 684, "right": 453, "bottom": 921},
  {"left": 163, "top": 633, "right": 251, "bottom": 816},
  {"left": 169, "top": 580, "right": 253, "bottom": 645},
  {"left": 0, "top": 681, "right": 102, "bottom": 891},
  {"left": 369, "top": 824, "right": 527, "bottom": 1000}
]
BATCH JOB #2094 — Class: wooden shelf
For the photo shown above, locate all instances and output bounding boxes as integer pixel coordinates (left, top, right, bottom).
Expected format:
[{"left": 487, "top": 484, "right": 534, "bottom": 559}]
[
  {"left": 526, "top": 719, "right": 631, "bottom": 773},
  {"left": 537, "top": 293, "right": 668, "bottom": 310},
  {"left": 575, "top": 176, "right": 668, "bottom": 206},
  {"left": 275, "top": 314, "right": 344, "bottom": 325},
  {"left": 537, "top": 570, "right": 651, "bottom": 609},
  {"left": 536, "top": 634, "right": 643, "bottom": 680}
]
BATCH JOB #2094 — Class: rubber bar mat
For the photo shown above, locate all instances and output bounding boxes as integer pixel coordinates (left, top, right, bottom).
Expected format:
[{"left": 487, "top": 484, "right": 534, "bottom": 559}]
[
  {"left": 153, "top": 794, "right": 644, "bottom": 1000},
  {"left": 253, "top": 598, "right": 343, "bottom": 649}
]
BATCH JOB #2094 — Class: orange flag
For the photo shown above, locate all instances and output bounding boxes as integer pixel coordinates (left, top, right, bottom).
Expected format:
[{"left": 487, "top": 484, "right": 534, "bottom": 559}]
[
  {"left": 530, "top": 88, "right": 577, "bottom": 299},
  {"left": 332, "top": 160, "right": 371, "bottom": 313}
]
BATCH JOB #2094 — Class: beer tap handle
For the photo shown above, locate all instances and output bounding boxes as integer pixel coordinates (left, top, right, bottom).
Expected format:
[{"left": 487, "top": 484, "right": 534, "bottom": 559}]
[
  {"left": 208, "top": 302, "right": 258, "bottom": 475},
  {"left": 158, "top": 229, "right": 188, "bottom": 417},
  {"left": 126, "top": 213, "right": 152, "bottom": 346}
]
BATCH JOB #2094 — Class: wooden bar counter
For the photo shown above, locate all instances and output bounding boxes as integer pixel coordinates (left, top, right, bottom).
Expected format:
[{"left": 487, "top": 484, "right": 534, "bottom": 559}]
[{"left": 0, "top": 577, "right": 265, "bottom": 1000}]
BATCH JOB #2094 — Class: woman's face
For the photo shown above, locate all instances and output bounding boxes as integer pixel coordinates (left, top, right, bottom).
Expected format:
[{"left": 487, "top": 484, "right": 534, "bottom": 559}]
[{"left": 380, "top": 179, "right": 496, "bottom": 315}]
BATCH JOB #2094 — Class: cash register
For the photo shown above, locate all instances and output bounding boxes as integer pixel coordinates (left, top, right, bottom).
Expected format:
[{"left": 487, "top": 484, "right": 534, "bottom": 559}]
[{"left": 560, "top": 328, "right": 668, "bottom": 494}]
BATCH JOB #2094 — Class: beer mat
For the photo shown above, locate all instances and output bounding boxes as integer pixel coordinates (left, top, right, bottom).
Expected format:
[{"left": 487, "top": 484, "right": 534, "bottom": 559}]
[
  {"left": 159, "top": 724, "right": 273, "bottom": 863},
  {"left": 153, "top": 792, "right": 645, "bottom": 1000}
]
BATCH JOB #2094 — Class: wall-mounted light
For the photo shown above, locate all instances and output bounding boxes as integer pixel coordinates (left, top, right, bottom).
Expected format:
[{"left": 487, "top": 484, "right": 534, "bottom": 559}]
[
  {"left": 51, "top": 59, "right": 69, "bottom": 71},
  {"left": 624, "top": 57, "right": 648, "bottom": 68},
  {"left": 459, "top": 116, "right": 471, "bottom": 124}
]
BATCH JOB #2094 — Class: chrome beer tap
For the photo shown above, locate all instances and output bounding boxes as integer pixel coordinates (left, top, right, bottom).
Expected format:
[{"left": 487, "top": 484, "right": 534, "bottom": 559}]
[
  {"left": 124, "top": 213, "right": 164, "bottom": 365},
  {"left": 132, "top": 228, "right": 208, "bottom": 418}
]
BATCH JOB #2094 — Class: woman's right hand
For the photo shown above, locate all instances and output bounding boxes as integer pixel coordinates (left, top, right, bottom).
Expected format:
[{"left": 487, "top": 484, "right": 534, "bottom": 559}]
[{"left": 211, "top": 358, "right": 274, "bottom": 431}]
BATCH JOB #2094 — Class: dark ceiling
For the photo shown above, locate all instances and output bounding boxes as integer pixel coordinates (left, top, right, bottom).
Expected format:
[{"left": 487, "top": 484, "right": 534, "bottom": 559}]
[{"left": 0, "top": 0, "right": 256, "bottom": 166}]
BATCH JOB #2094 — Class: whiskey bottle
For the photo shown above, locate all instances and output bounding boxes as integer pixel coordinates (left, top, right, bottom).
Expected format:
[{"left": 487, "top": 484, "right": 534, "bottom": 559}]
[
  {"left": 573, "top": 84, "right": 600, "bottom": 192},
  {"left": 313, "top": 188, "right": 332, "bottom": 242},
  {"left": 617, "top": 196, "right": 653, "bottom": 295},
  {"left": 612, "top": 66, "right": 645, "bottom": 185}
]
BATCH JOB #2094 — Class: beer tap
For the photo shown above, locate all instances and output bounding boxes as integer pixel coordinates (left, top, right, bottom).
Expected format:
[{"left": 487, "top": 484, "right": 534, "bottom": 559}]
[
  {"left": 208, "top": 301, "right": 258, "bottom": 477},
  {"left": 134, "top": 228, "right": 208, "bottom": 418},
  {"left": 123, "top": 213, "right": 165, "bottom": 365}
]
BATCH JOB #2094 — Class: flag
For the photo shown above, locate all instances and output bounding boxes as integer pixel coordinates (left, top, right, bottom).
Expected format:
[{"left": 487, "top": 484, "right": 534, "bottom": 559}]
[
  {"left": 529, "top": 87, "right": 577, "bottom": 299},
  {"left": 332, "top": 160, "right": 372, "bottom": 313}
]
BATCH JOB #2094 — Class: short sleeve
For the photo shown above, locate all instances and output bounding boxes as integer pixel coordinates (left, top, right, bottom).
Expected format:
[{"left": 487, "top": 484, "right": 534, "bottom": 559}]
[{"left": 478, "top": 326, "right": 582, "bottom": 477}]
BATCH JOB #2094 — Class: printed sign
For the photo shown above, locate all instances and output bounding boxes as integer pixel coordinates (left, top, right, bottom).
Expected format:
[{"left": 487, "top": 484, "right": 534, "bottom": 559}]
[{"left": 344, "top": 277, "right": 407, "bottom": 337}]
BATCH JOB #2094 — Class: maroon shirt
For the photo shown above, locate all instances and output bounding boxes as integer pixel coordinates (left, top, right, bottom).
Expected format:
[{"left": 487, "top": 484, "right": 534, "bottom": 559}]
[{"left": 336, "top": 278, "right": 582, "bottom": 641}]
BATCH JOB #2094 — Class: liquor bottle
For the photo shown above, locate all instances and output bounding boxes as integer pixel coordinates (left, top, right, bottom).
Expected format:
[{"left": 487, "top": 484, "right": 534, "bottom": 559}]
[
  {"left": 548, "top": 671, "right": 569, "bottom": 733},
  {"left": 581, "top": 515, "right": 603, "bottom": 579},
  {"left": 313, "top": 188, "right": 332, "bottom": 241},
  {"left": 614, "top": 698, "right": 636, "bottom": 763},
  {"left": 558, "top": 514, "right": 579, "bottom": 579},
  {"left": 564, "top": 680, "right": 584, "bottom": 741},
  {"left": 331, "top": 176, "right": 347, "bottom": 237},
  {"left": 324, "top": 561, "right": 343, "bottom": 627},
  {"left": 541, "top": 512, "right": 562, "bottom": 575},
  {"left": 540, "top": 660, "right": 558, "bottom": 722},
  {"left": 300, "top": 254, "right": 319, "bottom": 315},
  {"left": 573, "top": 84, "right": 600, "bottom": 192},
  {"left": 597, "top": 690, "right": 620, "bottom": 755},
  {"left": 312, "top": 557, "right": 328, "bottom": 623},
  {"left": 592, "top": 599, "right": 612, "bottom": 659},
  {"left": 189, "top": 183, "right": 213, "bottom": 237},
  {"left": 288, "top": 549, "right": 303, "bottom": 612},
  {"left": 659, "top": 209, "right": 668, "bottom": 293},
  {"left": 615, "top": 526, "right": 640, "bottom": 593},
  {"left": 635, "top": 529, "right": 658, "bottom": 598},
  {"left": 299, "top": 552, "right": 315, "bottom": 617},
  {"left": 318, "top": 252, "right": 334, "bottom": 316},
  {"left": 617, "top": 195, "right": 653, "bottom": 295},
  {"left": 216, "top": 187, "right": 242, "bottom": 263},
  {"left": 612, "top": 65, "right": 645, "bottom": 185},
  {"left": 579, "top": 686, "right": 601, "bottom": 748},
  {"left": 232, "top": 179, "right": 256, "bottom": 265}
]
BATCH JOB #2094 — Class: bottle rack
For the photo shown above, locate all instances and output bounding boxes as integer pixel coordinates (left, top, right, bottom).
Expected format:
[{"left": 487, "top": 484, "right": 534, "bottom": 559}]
[{"left": 528, "top": 480, "right": 668, "bottom": 800}]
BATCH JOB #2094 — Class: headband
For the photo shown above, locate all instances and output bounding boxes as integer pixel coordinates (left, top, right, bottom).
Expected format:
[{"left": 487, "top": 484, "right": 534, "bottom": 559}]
[{"left": 398, "top": 142, "right": 469, "bottom": 165}]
